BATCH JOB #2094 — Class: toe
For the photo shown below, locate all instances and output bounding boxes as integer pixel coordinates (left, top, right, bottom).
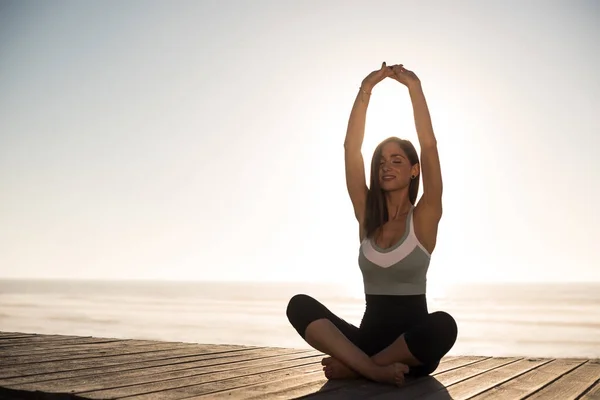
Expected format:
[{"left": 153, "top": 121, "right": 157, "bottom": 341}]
[
  {"left": 321, "top": 357, "right": 332, "bottom": 366},
  {"left": 397, "top": 363, "right": 410, "bottom": 374}
]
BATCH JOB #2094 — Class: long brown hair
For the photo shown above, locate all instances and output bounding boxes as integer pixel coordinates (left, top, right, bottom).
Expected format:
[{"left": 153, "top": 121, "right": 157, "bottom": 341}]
[{"left": 364, "top": 137, "right": 420, "bottom": 239}]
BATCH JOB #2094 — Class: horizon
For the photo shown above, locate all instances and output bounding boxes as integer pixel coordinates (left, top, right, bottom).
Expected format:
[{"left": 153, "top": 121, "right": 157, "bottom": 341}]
[{"left": 2, "top": 276, "right": 598, "bottom": 284}]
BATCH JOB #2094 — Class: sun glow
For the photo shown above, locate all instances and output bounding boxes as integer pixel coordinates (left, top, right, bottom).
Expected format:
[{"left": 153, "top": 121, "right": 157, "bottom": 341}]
[
  {"left": 2, "top": 1, "right": 598, "bottom": 287},
  {"left": 362, "top": 84, "right": 420, "bottom": 172}
]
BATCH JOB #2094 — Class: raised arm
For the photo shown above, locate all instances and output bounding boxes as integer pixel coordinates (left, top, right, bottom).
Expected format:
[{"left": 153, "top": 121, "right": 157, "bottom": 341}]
[
  {"left": 344, "top": 63, "right": 393, "bottom": 231},
  {"left": 391, "top": 65, "right": 443, "bottom": 247}
]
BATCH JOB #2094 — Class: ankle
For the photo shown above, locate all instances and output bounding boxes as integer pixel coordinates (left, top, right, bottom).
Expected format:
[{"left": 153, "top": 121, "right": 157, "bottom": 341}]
[
  {"left": 370, "top": 355, "right": 386, "bottom": 367},
  {"left": 362, "top": 362, "right": 384, "bottom": 381}
]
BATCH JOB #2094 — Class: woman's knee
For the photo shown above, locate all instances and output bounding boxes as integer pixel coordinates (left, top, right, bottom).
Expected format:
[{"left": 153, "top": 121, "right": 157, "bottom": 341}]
[
  {"left": 404, "top": 311, "right": 458, "bottom": 364},
  {"left": 286, "top": 294, "right": 323, "bottom": 338},
  {"left": 429, "top": 311, "right": 458, "bottom": 347},
  {"left": 286, "top": 294, "right": 314, "bottom": 319}
]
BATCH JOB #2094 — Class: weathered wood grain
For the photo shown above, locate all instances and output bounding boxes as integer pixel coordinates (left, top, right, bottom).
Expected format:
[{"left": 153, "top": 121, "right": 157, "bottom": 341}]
[
  {"left": 283, "top": 356, "right": 490, "bottom": 400},
  {"left": 366, "top": 357, "right": 521, "bottom": 399},
  {"left": 419, "top": 358, "right": 551, "bottom": 400},
  {"left": 187, "top": 370, "right": 328, "bottom": 399},
  {"left": 0, "top": 344, "right": 261, "bottom": 379},
  {"left": 580, "top": 379, "right": 600, "bottom": 400},
  {"left": 1, "top": 338, "right": 161, "bottom": 356},
  {"left": 215, "top": 357, "right": 484, "bottom": 400},
  {"left": 1, "top": 332, "right": 598, "bottom": 400},
  {"left": 0, "top": 341, "right": 208, "bottom": 366},
  {"left": 4, "top": 348, "right": 317, "bottom": 394},
  {"left": 0, "top": 336, "right": 124, "bottom": 349},
  {"left": 0, "top": 349, "right": 307, "bottom": 386},
  {"left": 525, "top": 361, "right": 600, "bottom": 400},
  {"left": 0, "top": 333, "right": 38, "bottom": 339},
  {"left": 469, "top": 358, "right": 587, "bottom": 399},
  {"left": 79, "top": 355, "right": 324, "bottom": 399}
]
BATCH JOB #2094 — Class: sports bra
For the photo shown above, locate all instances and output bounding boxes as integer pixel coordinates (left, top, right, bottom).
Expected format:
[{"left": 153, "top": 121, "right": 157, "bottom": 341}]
[{"left": 358, "top": 206, "right": 431, "bottom": 295}]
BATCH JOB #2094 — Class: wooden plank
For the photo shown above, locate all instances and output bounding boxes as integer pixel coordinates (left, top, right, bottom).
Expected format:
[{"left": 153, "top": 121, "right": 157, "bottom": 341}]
[
  {"left": 419, "top": 358, "right": 551, "bottom": 400},
  {"left": 0, "top": 342, "right": 209, "bottom": 369},
  {"left": 0, "top": 341, "right": 205, "bottom": 366},
  {"left": 124, "top": 362, "right": 325, "bottom": 400},
  {"left": 288, "top": 375, "right": 396, "bottom": 399},
  {"left": 0, "top": 334, "right": 38, "bottom": 340},
  {"left": 204, "top": 372, "right": 337, "bottom": 400},
  {"left": 0, "top": 334, "right": 94, "bottom": 346},
  {"left": 580, "top": 379, "right": 600, "bottom": 399},
  {"left": 210, "top": 363, "right": 453, "bottom": 400},
  {"left": 4, "top": 348, "right": 317, "bottom": 394},
  {"left": 0, "top": 332, "right": 597, "bottom": 400},
  {"left": 0, "top": 331, "right": 41, "bottom": 337},
  {"left": 267, "top": 356, "right": 490, "bottom": 400},
  {"left": 0, "top": 347, "right": 305, "bottom": 386},
  {"left": 429, "top": 356, "right": 491, "bottom": 374},
  {"left": 0, "top": 339, "right": 132, "bottom": 359},
  {"left": 240, "top": 378, "right": 346, "bottom": 400},
  {"left": 0, "top": 344, "right": 261, "bottom": 379},
  {"left": 416, "top": 357, "right": 521, "bottom": 386},
  {"left": 0, "top": 336, "right": 126, "bottom": 349},
  {"left": 243, "top": 379, "right": 348, "bottom": 400},
  {"left": 78, "top": 354, "right": 324, "bottom": 399},
  {"left": 301, "top": 380, "right": 391, "bottom": 400},
  {"left": 365, "top": 357, "right": 521, "bottom": 399},
  {"left": 470, "top": 358, "right": 586, "bottom": 400},
  {"left": 525, "top": 361, "right": 600, "bottom": 400},
  {"left": 0, "top": 340, "right": 127, "bottom": 352},
  {"left": 1, "top": 339, "right": 162, "bottom": 356}
]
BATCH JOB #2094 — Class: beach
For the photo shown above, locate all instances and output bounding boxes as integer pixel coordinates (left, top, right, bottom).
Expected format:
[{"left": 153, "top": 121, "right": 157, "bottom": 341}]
[{"left": 1, "top": 279, "right": 599, "bottom": 359}]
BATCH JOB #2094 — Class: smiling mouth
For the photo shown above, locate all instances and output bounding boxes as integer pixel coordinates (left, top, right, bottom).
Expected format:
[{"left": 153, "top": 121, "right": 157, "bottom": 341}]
[{"left": 382, "top": 175, "right": 396, "bottom": 181}]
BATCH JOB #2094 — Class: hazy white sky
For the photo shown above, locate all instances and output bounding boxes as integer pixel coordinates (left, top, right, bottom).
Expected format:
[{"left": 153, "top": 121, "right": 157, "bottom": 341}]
[{"left": 1, "top": 0, "right": 598, "bottom": 287}]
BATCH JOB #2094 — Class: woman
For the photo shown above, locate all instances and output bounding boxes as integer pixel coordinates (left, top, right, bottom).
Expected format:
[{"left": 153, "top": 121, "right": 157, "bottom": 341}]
[{"left": 286, "top": 62, "right": 458, "bottom": 386}]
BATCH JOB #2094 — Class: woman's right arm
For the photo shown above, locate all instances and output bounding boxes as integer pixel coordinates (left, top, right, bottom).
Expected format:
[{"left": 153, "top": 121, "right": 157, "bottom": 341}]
[
  {"left": 344, "top": 89, "right": 370, "bottom": 227},
  {"left": 344, "top": 62, "right": 392, "bottom": 233}
]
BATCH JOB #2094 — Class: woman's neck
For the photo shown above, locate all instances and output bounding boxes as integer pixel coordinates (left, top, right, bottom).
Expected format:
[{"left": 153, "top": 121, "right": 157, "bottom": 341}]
[{"left": 385, "top": 190, "right": 412, "bottom": 220}]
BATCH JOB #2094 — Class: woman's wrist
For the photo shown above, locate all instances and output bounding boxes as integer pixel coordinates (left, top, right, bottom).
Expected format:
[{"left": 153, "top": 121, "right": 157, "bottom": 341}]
[
  {"left": 359, "top": 84, "right": 372, "bottom": 95},
  {"left": 407, "top": 81, "right": 423, "bottom": 93}
]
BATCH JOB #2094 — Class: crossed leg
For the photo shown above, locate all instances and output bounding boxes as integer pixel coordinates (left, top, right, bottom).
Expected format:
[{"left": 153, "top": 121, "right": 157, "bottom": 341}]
[
  {"left": 286, "top": 294, "right": 458, "bottom": 383},
  {"left": 322, "top": 331, "right": 421, "bottom": 379},
  {"left": 286, "top": 294, "right": 409, "bottom": 385},
  {"left": 324, "top": 311, "right": 458, "bottom": 379}
]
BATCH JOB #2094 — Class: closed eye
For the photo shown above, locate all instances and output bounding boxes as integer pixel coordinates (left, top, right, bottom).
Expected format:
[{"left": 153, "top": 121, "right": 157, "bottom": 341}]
[{"left": 380, "top": 159, "right": 402, "bottom": 167}]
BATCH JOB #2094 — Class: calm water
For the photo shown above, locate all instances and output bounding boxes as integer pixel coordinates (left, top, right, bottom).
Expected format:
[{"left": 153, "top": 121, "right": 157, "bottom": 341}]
[{"left": 1, "top": 279, "right": 599, "bottom": 358}]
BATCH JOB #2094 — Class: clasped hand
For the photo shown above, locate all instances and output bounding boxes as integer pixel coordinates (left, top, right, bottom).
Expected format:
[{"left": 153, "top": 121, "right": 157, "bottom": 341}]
[{"left": 361, "top": 62, "right": 420, "bottom": 93}]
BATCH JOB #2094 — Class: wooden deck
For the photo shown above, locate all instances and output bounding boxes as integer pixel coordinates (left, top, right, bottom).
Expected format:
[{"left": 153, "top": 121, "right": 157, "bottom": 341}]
[{"left": 0, "top": 332, "right": 598, "bottom": 399}]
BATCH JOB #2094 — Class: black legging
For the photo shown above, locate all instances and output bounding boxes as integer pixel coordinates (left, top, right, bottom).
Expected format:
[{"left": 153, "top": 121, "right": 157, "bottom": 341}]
[{"left": 286, "top": 293, "right": 458, "bottom": 377}]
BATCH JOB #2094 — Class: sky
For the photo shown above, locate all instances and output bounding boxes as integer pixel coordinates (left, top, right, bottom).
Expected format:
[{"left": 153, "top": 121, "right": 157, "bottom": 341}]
[{"left": 0, "top": 0, "right": 598, "bottom": 288}]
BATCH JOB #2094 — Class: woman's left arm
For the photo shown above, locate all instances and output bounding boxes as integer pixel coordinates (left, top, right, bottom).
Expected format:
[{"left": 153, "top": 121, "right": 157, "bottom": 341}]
[
  {"left": 409, "top": 82, "right": 443, "bottom": 218},
  {"left": 392, "top": 65, "right": 443, "bottom": 222}
]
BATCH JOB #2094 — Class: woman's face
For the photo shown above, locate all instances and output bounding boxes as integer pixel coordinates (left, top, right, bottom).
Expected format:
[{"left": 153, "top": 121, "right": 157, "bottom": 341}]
[{"left": 378, "top": 141, "right": 413, "bottom": 191}]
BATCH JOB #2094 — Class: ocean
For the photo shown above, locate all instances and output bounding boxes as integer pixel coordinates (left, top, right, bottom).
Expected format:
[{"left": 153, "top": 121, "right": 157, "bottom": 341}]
[{"left": 1, "top": 279, "right": 599, "bottom": 359}]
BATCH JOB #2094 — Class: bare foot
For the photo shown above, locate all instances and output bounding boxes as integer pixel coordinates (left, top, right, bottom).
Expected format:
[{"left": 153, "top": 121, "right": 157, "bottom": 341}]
[
  {"left": 320, "top": 357, "right": 359, "bottom": 380},
  {"left": 372, "top": 363, "right": 409, "bottom": 386}
]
